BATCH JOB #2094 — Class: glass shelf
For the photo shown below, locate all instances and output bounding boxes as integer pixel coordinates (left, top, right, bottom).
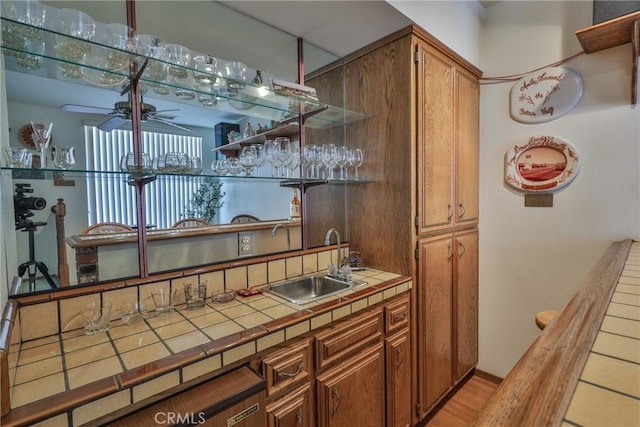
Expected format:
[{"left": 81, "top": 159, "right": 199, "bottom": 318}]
[
  {"left": 1, "top": 166, "right": 368, "bottom": 185},
  {"left": 1, "top": 17, "right": 369, "bottom": 129}
]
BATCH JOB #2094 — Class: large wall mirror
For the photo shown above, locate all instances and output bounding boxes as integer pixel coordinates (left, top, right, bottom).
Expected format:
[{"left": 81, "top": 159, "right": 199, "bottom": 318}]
[{"left": 2, "top": 0, "right": 351, "bottom": 295}]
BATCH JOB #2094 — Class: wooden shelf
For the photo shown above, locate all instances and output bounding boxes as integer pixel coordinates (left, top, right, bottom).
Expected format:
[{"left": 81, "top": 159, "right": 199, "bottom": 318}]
[{"left": 575, "top": 11, "right": 640, "bottom": 104}]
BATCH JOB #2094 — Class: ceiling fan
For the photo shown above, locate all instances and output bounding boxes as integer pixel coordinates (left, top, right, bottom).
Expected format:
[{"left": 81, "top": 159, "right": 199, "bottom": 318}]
[{"left": 60, "top": 98, "right": 191, "bottom": 133}]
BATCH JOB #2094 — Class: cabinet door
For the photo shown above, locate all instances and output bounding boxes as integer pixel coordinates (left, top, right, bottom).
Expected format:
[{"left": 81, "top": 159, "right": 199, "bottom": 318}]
[
  {"left": 454, "top": 229, "right": 479, "bottom": 382},
  {"left": 316, "top": 344, "right": 385, "bottom": 427},
  {"left": 417, "top": 235, "right": 453, "bottom": 417},
  {"left": 386, "top": 329, "right": 411, "bottom": 427},
  {"left": 416, "top": 41, "right": 455, "bottom": 234},
  {"left": 455, "top": 69, "right": 479, "bottom": 227},
  {"left": 266, "top": 383, "right": 315, "bottom": 427}
]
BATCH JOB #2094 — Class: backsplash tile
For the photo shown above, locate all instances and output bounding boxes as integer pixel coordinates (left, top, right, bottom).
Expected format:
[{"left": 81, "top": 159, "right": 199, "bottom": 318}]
[
  {"left": 225, "top": 266, "right": 248, "bottom": 291},
  {"left": 247, "top": 263, "right": 268, "bottom": 287}
]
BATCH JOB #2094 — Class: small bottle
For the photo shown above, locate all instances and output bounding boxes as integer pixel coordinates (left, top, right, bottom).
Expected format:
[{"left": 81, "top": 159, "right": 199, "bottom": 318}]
[{"left": 289, "top": 189, "right": 301, "bottom": 221}]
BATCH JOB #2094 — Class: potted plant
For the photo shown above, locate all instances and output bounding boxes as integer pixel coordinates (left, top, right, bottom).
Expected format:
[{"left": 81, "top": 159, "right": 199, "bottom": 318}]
[{"left": 182, "top": 177, "right": 225, "bottom": 223}]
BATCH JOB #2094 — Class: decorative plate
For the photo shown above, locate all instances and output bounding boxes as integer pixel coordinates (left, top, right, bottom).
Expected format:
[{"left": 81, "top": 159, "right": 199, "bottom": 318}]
[
  {"left": 509, "top": 66, "right": 583, "bottom": 124},
  {"left": 504, "top": 135, "right": 580, "bottom": 193}
]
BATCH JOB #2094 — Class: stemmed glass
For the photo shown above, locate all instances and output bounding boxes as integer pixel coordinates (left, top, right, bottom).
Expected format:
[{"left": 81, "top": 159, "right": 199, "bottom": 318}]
[
  {"left": 303, "top": 144, "right": 320, "bottom": 179},
  {"left": 336, "top": 145, "right": 350, "bottom": 180},
  {"left": 252, "top": 144, "right": 266, "bottom": 172},
  {"left": 31, "top": 120, "right": 52, "bottom": 169},
  {"left": 322, "top": 143, "right": 338, "bottom": 180},
  {"left": 286, "top": 146, "right": 300, "bottom": 178},
  {"left": 349, "top": 148, "right": 364, "bottom": 180},
  {"left": 275, "top": 137, "right": 292, "bottom": 178},
  {"left": 265, "top": 139, "right": 282, "bottom": 177},
  {"left": 239, "top": 145, "right": 257, "bottom": 176}
]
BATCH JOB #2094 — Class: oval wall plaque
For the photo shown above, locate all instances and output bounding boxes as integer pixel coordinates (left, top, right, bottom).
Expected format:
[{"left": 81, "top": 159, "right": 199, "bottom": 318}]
[
  {"left": 504, "top": 135, "right": 580, "bottom": 193},
  {"left": 509, "top": 66, "right": 583, "bottom": 124}
]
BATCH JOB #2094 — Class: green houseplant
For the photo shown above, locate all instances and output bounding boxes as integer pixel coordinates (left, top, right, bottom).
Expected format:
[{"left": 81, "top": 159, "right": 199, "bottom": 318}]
[{"left": 183, "top": 177, "right": 225, "bottom": 223}]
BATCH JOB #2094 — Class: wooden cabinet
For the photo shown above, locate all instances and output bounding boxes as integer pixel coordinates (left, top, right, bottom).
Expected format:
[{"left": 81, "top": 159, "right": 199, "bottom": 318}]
[
  {"left": 453, "top": 229, "right": 479, "bottom": 382},
  {"left": 266, "top": 383, "right": 314, "bottom": 427},
  {"left": 261, "top": 337, "right": 315, "bottom": 427},
  {"left": 416, "top": 40, "right": 479, "bottom": 235},
  {"left": 316, "top": 344, "right": 385, "bottom": 427},
  {"left": 386, "top": 328, "right": 412, "bottom": 427},
  {"left": 309, "top": 25, "right": 481, "bottom": 424},
  {"left": 416, "top": 229, "right": 479, "bottom": 417}
]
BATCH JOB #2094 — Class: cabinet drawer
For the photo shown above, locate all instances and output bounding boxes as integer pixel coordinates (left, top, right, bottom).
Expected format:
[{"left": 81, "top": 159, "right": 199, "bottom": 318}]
[
  {"left": 385, "top": 295, "right": 410, "bottom": 335},
  {"left": 315, "top": 306, "right": 384, "bottom": 371},
  {"left": 262, "top": 337, "right": 313, "bottom": 398}
]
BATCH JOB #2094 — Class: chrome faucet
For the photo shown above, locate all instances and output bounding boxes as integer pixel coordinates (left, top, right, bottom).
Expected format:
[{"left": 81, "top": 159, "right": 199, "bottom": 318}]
[
  {"left": 272, "top": 223, "right": 291, "bottom": 250},
  {"left": 324, "top": 228, "right": 341, "bottom": 266}
]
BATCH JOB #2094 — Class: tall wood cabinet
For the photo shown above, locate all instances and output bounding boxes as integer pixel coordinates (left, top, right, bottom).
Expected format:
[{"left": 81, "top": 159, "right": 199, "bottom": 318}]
[{"left": 308, "top": 25, "right": 481, "bottom": 425}]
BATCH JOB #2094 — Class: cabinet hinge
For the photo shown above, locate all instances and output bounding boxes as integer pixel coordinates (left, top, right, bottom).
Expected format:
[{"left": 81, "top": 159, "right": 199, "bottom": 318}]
[
  {"left": 414, "top": 216, "right": 420, "bottom": 227},
  {"left": 416, "top": 401, "right": 421, "bottom": 417},
  {"left": 414, "top": 50, "right": 420, "bottom": 64},
  {"left": 415, "top": 248, "right": 420, "bottom": 259}
]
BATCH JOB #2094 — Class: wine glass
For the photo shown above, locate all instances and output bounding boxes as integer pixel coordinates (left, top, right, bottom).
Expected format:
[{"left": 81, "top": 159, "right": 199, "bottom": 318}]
[
  {"left": 31, "top": 120, "right": 52, "bottom": 169},
  {"left": 265, "top": 139, "right": 283, "bottom": 177},
  {"left": 52, "top": 146, "right": 76, "bottom": 169},
  {"left": 286, "top": 146, "right": 300, "bottom": 178},
  {"left": 252, "top": 144, "right": 266, "bottom": 172},
  {"left": 303, "top": 144, "right": 320, "bottom": 179},
  {"left": 336, "top": 145, "right": 350, "bottom": 180},
  {"left": 275, "top": 137, "right": 291, "bottom": 178},
  {"left": 349, "top": 148, "right": 364, "bottom": 180},
  {"left": 322, "top": 143, "right": 338, "bottom": 180},
  {"left": 239, "top": 145, "right": 257, "bottom": 176}
]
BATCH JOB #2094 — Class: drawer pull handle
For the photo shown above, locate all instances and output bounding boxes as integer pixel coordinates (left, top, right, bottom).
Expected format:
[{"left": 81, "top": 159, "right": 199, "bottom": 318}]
[
  {"left": 332, "top": 387, "right": 341, "bottom": 414},
  {"left": 278, "top": 362, "right": 304, "bottom": 379},
  {"left": 448, "top": 244, "right": 453, "bottom": 260},
  {"left": 458, "top": 202, "right": 466, "bottom": 218},
  {"left": 447, "top": 204, "right": 453, "bottom": 221},
  {"left": 392, "top": 312, "right": 407, "bottom": 323},
  {"left": 459, "top": 242, "right": 466, "bottom": 257}
]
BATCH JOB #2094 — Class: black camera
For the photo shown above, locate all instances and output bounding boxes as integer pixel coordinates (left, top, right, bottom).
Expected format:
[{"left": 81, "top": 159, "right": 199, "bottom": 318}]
[{"left": 14, "top": 183, "right": 47, "bottom": 230}]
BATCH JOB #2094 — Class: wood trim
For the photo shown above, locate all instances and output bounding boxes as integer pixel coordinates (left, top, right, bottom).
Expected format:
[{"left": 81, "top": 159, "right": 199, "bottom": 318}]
[
  {"left": 472, "top": 239, "right": 633, "bottom": 426},
  {"left": 306, "top": 25, "right": 482, "bottom": 81},
  {"left": 472, "top": 369, "right": 503, "bottom": 386},
  {"left": 575, "top": 11, "right": 640, "bottom": 53}
]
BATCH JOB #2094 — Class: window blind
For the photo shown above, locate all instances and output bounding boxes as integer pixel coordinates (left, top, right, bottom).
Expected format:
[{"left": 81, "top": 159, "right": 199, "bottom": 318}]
[{"left": 85, "top": 126, "right": 203, "bottom": 229}]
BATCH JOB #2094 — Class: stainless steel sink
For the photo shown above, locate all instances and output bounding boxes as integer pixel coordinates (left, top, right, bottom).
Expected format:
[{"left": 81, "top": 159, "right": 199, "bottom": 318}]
[{"left": 266, "top": 274, "right": 365, "bottom": 305}]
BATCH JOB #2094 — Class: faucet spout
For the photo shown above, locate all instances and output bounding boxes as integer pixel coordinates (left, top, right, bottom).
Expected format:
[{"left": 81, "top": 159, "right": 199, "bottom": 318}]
[
  {"left": 324, "top": 228, "right": 341, "bottom": 266},
  {"left": 272, "top": 223, "right": 291, "bottom": 250}
]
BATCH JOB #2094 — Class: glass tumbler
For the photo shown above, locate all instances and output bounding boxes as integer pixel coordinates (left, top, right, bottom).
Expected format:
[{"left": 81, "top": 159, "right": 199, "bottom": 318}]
[{"left": 184, "top": 281, "right": 207, "bottom": 310}]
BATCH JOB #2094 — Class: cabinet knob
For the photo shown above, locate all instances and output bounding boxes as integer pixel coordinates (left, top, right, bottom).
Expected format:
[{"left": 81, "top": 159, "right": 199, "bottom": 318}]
[
  {"left": 296, "top": 407, "right": 303, "bottom": 425},
  {"left": 392, "top": 312, "right": 408, "bottom": 323}
]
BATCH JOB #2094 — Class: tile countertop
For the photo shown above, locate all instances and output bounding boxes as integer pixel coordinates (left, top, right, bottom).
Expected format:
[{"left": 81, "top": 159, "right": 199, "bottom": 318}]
[{"left": 4, "top": 269, "right": 412, "bottom": 426}]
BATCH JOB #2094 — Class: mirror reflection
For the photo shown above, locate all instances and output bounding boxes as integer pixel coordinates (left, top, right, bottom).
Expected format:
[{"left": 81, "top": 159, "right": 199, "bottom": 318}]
[{"left": 2, "top": 0, "right": 350, "bottom": 294}]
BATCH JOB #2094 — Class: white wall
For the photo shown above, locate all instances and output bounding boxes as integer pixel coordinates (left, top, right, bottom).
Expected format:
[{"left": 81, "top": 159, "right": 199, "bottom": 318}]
[
  {"left": 388, "top": 0, "right": 484, "bottom": 67},
  {"left": 479, "top": 1, "right": 639, "bottom": 377},
  {"left": 391, "top": 0, "right": 640, "bottom": 378}
]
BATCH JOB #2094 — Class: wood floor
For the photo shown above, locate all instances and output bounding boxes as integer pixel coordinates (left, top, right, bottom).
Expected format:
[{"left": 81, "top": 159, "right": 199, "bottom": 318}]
[{"left": 425, "top": 375, "right": 500, "bottom": 427}]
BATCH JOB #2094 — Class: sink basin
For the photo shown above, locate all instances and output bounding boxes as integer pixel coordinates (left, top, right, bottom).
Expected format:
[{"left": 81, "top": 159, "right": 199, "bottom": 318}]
[{"left": 267, "top": 274, "right": 364, "bottom": 305}]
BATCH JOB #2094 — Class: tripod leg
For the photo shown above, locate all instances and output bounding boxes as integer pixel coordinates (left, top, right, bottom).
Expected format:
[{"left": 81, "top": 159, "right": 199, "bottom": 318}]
[{"left": 36, "top": 262, "right": 58, "bottom": 289}]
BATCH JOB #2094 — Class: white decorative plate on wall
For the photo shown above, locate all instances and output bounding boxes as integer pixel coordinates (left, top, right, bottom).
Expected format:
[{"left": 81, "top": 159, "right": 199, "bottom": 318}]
[
  {"left": 504, "top": 135, "right": 580, "bottom": 193},
  {"left": 509, "top": 66, "right": 583, "bottom": 124}
]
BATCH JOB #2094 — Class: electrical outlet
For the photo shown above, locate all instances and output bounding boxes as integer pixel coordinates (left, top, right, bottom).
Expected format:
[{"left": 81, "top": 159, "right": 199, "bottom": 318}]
[{"left": 238, "top": 232, "right": 252, "bottom": 255}]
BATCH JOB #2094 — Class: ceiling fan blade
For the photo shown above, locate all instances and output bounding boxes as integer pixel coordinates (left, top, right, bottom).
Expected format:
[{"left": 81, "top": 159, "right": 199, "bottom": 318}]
[
  {"left": 151, "top": 113, "right": 178, "bottom": 120},
  {"left": 98, "top": 116, "right": 127, "bottom": 132},
  {"left": 148, "top": 117, "right": 192, "bottom": 133},
  {"left": 60, "top": 104, "right": 115, "bottom": 115}
]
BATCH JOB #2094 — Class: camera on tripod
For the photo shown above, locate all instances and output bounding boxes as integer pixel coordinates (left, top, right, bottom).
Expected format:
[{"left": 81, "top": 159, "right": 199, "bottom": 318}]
[{"left": 14, "top": 183, "right": 47, "bottom": 230}]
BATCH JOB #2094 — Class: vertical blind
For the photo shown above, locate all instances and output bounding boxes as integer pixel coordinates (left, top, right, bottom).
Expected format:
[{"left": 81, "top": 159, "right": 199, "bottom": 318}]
[{"left": 85, "top": 126, "right": 203, "bottom": 229}]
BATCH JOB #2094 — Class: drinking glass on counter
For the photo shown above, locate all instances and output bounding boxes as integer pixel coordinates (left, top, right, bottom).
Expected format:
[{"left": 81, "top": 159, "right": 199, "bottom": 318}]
[
  {"left": 152, "top": 289, "right": 176, "bottom": 314},
  {"left": 82, "top": 302, "right": 112, "bottom": 335},
  {"left": 184, "top": 280, "right": 207, "bottom": 310}
]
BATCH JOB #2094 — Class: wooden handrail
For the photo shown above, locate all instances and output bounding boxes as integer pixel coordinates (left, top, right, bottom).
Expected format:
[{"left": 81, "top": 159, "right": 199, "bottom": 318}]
[
  {"left": 51, "top": 198, "right": 69, "bottom": 286},
  {"left": 472, "top": 239, "right": 633, "bottom": 426}
]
